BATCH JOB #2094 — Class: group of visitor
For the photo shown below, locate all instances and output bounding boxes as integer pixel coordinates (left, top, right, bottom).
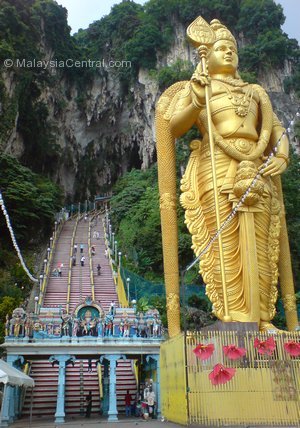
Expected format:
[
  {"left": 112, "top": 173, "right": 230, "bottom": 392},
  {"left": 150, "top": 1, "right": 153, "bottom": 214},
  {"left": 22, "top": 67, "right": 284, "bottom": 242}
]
[{"left": 124, "top": 381, "right": 156, "bottom": 419}]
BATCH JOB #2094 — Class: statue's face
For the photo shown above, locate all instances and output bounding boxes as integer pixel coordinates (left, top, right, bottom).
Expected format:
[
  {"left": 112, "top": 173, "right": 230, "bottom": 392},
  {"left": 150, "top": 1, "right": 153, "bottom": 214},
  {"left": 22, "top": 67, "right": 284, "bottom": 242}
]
[{"left": 208, "top": 40, "right": 238, "bottom": 74}]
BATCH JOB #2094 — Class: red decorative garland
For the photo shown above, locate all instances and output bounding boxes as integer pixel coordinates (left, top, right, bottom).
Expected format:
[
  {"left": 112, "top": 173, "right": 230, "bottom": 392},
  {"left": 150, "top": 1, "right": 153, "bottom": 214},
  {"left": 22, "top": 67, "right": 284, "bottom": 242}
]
[
  {"left": 284, "top": 341, "right": 300, "bottom": 357},
  {"left": 223, "top": 344, "right": 247, "bottom": 360},
  {"left": 254, "top": 337, "right": 276, "bottom": 356},
  {"left": 208, "top": 364, "right": 236, "bottom": 385},
  {"left": 193, "top": 343, "right": 215, "bottom": 360}
]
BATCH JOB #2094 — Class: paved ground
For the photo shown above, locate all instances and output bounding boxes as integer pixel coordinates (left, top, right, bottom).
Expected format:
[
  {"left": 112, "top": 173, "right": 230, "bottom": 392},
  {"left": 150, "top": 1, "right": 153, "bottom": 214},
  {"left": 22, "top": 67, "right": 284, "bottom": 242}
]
[
  {"left": 10, "top": 416, "right": 181, "bottom": 428},
  {"left": 9, "top": 417, "right": 297, "bottom": 428}
]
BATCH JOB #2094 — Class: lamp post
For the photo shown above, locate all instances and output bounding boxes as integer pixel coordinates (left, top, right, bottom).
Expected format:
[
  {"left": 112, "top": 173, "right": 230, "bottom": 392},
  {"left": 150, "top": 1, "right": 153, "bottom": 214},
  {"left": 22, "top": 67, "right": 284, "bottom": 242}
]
[
  {"left": 105, "top": 209, "right": 109, "bottom": 229},
  {"left": 114, "top": 241, "right": 118, "bottom": 263},
  {"left": 112, "top": 232, "right": 115, "bottom": 252},
  {"left": 47, "top": 247, "right": 51, "bottom": 258},
  {"left": 118, "top": 251, "right": 122, "bottom": 269},
  {"left": 109, "top": 224, "right": 112, "bottom": 242},
  {"left": 131, "top": 299, "right": 137, "bottom": 313},
  {"left": 126, "top": 277, "right": 130, "bottom": 304},
  {"left": 34, "top": 296, "right": 39, "bottom": 314},
  {"left": 50, "top": 237, "right": 53, "bottom": 249},
  {"left": 54, "top": 221, "right": 58, "bottom": 233},
  {"left": 39, "top": 274, "right": 43, "bottom": 288},
  {"left": 44, "top": 258, "right": 48, "bottom": 274}
]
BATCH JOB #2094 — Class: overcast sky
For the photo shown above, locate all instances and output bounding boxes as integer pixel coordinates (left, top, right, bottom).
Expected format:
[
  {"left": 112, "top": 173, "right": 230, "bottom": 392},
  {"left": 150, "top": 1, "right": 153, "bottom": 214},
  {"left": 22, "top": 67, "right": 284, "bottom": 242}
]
[{"left": 55, "top": 0, "right": 300, "bottom": 43}]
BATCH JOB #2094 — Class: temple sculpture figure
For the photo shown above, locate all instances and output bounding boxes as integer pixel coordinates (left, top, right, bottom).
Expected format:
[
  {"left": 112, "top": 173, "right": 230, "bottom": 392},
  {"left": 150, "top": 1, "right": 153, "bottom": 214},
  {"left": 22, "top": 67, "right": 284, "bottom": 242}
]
[{"left": 155, "top": 16, "right": 298, "bottom": 336}]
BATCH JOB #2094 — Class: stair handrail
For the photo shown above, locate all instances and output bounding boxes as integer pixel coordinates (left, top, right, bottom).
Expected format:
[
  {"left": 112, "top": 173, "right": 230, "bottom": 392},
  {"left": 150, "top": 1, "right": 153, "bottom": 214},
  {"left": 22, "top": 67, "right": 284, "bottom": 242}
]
[
  {"left": 19, "top": 361, "right": 32, "bottom": 416},
  {"left": 79, "top": 360, "right": 85, "bottom": 416},
  {"left": 132, "top": 359, "right": 139, "bottom": 391},
  {"left": 66, "top": 214, "right": 80, "bottom": 314},
  {"left": 38, "top": 219, "right": 64, "bottom": 310},
  {"left": 97, "top": 362, "right": 103, "bottom": 399},
  {"left": 88, "top": 215, "right": 95, "bottom": 301},
  {"left": 117, "top": 268, "right": 128, "bottom": 308},
  {"left": 102, "top": 219, "right": 128, "bottom": 307}
]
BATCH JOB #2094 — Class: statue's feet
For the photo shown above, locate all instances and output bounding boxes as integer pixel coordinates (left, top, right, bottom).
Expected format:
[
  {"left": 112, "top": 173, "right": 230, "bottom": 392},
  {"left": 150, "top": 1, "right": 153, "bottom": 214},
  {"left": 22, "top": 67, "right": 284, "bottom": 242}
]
[{"left": 259, "top": 321, "right": 282, "bottom": 334}]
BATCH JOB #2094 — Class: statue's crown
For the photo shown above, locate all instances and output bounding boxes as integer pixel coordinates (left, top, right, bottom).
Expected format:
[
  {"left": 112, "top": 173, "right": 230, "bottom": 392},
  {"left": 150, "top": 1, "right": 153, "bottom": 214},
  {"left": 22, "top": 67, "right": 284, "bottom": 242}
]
[
  {"left": 187, "top": 16, "right": 237, "bottom": 48},
  {"left": 210, "top": 19, "right": 236, "bottom": 46}
]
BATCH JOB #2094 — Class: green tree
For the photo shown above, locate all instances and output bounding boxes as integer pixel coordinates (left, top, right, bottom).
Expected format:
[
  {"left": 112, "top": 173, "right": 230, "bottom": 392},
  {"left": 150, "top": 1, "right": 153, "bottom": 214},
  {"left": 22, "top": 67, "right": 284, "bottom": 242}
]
[
  {"left": 237, "top": 0, "right": 284, "bottom": 41},
  {"left": 0, "top": 154, "right": 62, "bottom": 242},
  {"left": 153, "top": 60, "right": 194, "bottom": 91},
  {"left": 0, "top": 296, "right": 22, "bottom": 343},
  {"left": 282, "top": 148, "right": 300, "bottom": 292}
]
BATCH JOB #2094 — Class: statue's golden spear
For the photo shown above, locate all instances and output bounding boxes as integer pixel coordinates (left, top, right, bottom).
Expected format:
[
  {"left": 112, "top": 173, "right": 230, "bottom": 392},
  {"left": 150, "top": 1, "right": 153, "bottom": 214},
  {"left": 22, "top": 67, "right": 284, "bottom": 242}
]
[{"left": 187, "top": 17, "right": 231, "bottom": 322}]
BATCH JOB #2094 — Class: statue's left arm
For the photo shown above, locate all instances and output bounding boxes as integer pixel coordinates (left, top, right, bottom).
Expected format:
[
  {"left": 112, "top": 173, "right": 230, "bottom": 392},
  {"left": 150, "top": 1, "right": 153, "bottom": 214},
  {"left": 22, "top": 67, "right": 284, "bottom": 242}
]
[{"left": 260, "top": 104, "right": 289, "bottom": 177}]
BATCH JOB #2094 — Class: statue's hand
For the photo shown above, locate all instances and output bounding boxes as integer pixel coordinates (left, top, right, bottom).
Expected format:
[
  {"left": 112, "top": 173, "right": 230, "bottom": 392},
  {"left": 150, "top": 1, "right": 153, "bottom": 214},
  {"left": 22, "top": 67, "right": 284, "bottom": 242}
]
[
  {"left": 190, "top": 80, "right": 209, "bottom": 109},
  {"left": 191, "top": 66, "right": 210, "bottom": 85},
  {"left": 190, "top": 65, "right": 210, "bottom": 108},
  {"left": 259, "top": 156, "right": 288, "bottom": 177}
]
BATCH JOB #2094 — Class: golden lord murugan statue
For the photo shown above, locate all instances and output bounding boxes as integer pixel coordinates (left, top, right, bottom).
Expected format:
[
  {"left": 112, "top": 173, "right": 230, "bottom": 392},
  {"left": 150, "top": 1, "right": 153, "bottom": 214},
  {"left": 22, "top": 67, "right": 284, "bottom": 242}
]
[{"left": 156, "top": 16, "right": 298, "bottom": 337}]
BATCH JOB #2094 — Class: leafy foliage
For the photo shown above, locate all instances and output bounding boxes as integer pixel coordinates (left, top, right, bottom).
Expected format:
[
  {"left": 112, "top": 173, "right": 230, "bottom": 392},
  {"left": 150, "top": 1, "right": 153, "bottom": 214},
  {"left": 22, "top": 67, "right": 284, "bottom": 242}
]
[
  {"left": 0, "top": 154, "right": 62, "bottom": 243},
  {"left": 236, "top": 0, "right": 285, "bottom": 41},
  {"left": 111, "top": 167, "right": 163, "bottom": 278},
  {"left": 281, "top": 148, "right": 300, "bottom": 292},
  {"left": 0, "top": 296, "right": 22, "bottom": 344},
  {"left": 151, "top": 60, "right": 194, "bottom": 91}
]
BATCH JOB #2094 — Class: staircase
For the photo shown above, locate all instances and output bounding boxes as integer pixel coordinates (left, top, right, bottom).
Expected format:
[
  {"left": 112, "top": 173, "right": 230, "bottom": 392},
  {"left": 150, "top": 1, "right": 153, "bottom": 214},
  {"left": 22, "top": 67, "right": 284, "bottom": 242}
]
[
  {"left": 91, "top": 217, "right": 118, "bottom": 311},
  {"left": 43, "top": 219, "right": 76, "bottom": 310},
  {"left": 116, "top": 359, "right": 137, "bottom": 414},
  {"left": 68, "top": 219, "right": 92, "bottom": 312},
  {"left": 65, "top": 359, "right": 101, "bottom": 417},
  {"left": 22, "top": 360, "right": 58, "bottom": 418},
  {"left": 22, "top": 214, "right": 138, "bottom": 420}
]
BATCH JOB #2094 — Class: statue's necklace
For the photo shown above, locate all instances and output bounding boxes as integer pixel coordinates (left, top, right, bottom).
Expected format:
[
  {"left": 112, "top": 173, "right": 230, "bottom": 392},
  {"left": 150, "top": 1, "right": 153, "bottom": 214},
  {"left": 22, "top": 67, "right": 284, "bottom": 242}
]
[
  {"left": 214, "top": 78, "right": 253, "bottom": 118},
  {"left": 213, "top": 76, "right": 248, "bottom": 87}
]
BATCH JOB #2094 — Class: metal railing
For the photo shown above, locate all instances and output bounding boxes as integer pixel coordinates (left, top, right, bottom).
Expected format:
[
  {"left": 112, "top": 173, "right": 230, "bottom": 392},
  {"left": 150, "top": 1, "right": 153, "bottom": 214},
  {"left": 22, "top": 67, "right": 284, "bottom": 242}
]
[
  {"left": 66, "top": 214, "right": 80, "bottom": 314},
  {"left": 38, "top": 220, "right": 64, "bottom": 310}
]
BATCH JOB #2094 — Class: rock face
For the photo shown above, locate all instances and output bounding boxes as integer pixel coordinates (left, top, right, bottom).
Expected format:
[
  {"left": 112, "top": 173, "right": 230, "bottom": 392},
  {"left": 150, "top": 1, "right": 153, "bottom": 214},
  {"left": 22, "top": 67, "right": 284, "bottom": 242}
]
[{"left": 1, "top": 22, "right": 298, "bottom": 199}]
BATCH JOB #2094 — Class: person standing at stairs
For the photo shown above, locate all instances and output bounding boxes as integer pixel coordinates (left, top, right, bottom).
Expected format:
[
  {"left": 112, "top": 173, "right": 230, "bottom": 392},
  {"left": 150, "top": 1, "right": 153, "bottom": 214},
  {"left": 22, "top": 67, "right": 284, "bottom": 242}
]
[
  {"left": 85, "top": 391, "right": 92, "bottom": 418},
  {"left": 146, "top": 386, "right": 155, "bottom": 419},
  {"left": 109, "top": 300, "right": 115, "bottom": 316},
  {"left": 125, "top": 390, "right": 132, "bottom": 417},
  {"left": 81, "top": 256, "right": 85, "bottom": 267},
  {"left": 87, "top": 359, "right": 93, "bottom": 373}
]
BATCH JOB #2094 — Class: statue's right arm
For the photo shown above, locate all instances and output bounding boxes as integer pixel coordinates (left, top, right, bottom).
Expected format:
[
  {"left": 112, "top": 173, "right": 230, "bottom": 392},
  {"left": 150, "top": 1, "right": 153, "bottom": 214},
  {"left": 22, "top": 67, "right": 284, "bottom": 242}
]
[
  {"left": 170, "top": 103, "right": 201, "bottom": 138},
  {"left": 169, "top": 82, "right": 202, "bottom": 138}
]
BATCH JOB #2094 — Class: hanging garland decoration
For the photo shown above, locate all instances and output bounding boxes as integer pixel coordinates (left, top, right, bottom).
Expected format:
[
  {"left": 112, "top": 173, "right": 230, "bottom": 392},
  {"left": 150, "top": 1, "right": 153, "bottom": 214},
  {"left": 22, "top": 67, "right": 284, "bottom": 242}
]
[
  {"left": 0, "top": 190, "right": 38, "bottom": 283},
  {"left": 254, "top": 337, "right": 276, "bottom": 356},
  {"left": 193, "top": 343, "right": 215, "bottom": 360},
  {"left": 283, "top": 340, "right": 300, "bottom": 357},
  {"left": 223, "top": 344, "right": 247, "bottom": 360},
  {"left": 208, "top": 364, "right": 236, "bottom": 386},
  {"left": 186, "top": 109, "right": 300, "bottom": 272}
]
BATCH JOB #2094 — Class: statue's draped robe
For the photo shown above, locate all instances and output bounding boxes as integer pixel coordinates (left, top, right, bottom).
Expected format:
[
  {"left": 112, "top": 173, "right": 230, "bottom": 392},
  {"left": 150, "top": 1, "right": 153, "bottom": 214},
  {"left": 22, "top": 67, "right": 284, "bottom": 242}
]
[{"left": 178, "top": 82, "right": 281, "bottom": 323}]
